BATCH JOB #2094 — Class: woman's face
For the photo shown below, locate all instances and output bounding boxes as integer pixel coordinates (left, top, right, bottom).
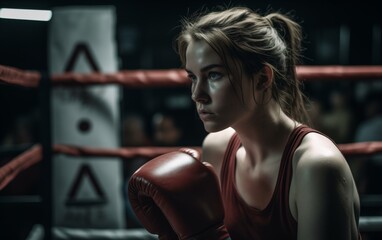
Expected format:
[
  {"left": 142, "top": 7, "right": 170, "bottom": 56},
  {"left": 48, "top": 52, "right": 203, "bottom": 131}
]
[{"left": 185, "top": 40, "right": 255, "bottom": 132}]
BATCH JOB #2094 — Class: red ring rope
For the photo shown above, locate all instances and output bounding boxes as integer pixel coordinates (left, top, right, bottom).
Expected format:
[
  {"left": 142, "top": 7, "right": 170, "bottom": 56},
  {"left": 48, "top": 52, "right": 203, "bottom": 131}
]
[
  {"left": 1, "top": 142, "right": 381, "bottom": 190},
  {"left": 1, "top": 64, "right": 382, "bottom": 88}
]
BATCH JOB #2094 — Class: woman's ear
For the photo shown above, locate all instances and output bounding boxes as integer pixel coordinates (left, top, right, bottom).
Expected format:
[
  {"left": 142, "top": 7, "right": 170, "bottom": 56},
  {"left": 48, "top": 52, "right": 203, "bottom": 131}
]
[{"left": 256, "top": 64, "right": 273, "bottom": 90}]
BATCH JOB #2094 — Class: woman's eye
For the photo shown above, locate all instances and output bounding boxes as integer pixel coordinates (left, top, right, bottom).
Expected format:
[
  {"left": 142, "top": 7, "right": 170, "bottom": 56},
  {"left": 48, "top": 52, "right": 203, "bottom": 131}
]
[
  {"left": 187, "top": 74, "right": 197, "bottom": 82},
  {"left": 208, "top": 72, "right": 222, "bottom": 81}
]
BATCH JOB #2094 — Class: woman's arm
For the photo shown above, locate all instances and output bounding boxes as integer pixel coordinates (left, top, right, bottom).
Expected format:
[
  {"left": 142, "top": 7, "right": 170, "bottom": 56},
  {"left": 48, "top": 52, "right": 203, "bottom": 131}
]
[{"left": 295, "top": 136, "right": 360, "bottom": 240}]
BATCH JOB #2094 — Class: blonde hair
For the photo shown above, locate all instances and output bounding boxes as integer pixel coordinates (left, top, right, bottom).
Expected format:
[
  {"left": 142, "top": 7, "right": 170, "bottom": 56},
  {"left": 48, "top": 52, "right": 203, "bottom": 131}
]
[{"left": 176, "top": 6, "right": 310, "bottom": 124}]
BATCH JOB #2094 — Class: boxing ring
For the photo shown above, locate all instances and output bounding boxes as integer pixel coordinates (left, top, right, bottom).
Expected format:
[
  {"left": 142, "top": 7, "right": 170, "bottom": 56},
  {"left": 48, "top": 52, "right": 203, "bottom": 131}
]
[{"left": 1, "top": 64, "right": 382, "bottom": 239}]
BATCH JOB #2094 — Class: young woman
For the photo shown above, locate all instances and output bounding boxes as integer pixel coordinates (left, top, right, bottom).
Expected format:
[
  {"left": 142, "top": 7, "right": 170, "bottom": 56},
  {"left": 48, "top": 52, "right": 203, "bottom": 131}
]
[{"left": 176, "top": 6, "right": 361, "bottom": 240}]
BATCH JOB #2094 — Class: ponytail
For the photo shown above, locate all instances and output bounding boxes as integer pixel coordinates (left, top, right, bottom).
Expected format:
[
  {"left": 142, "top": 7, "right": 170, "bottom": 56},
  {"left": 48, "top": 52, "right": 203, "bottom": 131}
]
[{"left": 265, "top": 13, "right": 310, "bottom": 125}]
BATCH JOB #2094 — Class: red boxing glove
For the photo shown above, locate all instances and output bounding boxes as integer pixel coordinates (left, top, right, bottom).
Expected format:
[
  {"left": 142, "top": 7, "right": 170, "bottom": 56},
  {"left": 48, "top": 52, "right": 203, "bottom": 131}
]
[{"left": 128, "top": 148, "right": 230, "bottom": 240}]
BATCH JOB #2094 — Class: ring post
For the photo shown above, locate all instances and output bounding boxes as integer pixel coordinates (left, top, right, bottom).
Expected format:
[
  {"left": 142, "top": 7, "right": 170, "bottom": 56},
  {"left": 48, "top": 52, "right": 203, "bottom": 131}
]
[{"left": 39, "top": 72, "right": 52, "bottom": 240}]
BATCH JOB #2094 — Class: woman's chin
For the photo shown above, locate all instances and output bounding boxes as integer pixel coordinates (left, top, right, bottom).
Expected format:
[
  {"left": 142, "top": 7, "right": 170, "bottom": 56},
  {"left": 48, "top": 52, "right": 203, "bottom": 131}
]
[{"left": 203, "top": 122, "right": 225, "bottom": 133}]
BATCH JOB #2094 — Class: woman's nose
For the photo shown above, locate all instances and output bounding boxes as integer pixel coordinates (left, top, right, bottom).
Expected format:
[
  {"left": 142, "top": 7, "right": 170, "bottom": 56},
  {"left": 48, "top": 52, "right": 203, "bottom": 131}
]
[{"left": 191, "top": 81, "right": 209, "bottom": 103}]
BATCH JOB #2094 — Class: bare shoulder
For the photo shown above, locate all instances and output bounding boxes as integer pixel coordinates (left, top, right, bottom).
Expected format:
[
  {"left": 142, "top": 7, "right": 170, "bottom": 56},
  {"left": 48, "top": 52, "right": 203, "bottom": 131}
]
[
  {"left": 202, "top": 127, "right": 236, "bottom": 179},
  {"left": 203, "top": 127, "right": 236, "bottom": 153},
  {"left": 294, "top": 132, "right": 349, "bottom": 172},
  {"left": 293, "top": 132, "right": 357, "bottom": 198}
]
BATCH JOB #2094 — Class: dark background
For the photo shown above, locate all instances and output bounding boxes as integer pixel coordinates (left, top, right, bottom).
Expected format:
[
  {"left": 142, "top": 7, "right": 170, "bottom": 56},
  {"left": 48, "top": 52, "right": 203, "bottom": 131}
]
[
  {"left": 0, "top": 1, "right": 382, "bottom": 239},
  {"left": 1, "top": 0, "right": 381, "bottom": 70},
  {"left": 0, "top": 0, "right": 381, "bottom": 143},
  {"left": 0, "top": 0, "right": 381, "bottom": 145}
]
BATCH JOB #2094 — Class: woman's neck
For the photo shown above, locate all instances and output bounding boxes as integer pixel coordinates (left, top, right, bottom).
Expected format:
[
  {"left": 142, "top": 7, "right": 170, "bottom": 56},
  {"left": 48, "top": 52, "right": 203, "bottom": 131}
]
[{"left": 233, "top": 102, "right": 298, "bottom": 165}]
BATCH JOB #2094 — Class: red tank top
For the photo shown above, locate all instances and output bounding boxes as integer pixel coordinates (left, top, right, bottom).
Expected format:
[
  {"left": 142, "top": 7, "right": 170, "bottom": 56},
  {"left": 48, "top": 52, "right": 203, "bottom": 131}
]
[{"left": 220, "top": 125, "right": 316, "bottom": 239}]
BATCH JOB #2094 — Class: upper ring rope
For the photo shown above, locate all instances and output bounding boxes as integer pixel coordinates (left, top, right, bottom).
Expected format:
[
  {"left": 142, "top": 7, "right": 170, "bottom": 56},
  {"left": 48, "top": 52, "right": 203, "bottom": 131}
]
[{"left": 1, "top": 64, "right": 382, "bottom": 88}]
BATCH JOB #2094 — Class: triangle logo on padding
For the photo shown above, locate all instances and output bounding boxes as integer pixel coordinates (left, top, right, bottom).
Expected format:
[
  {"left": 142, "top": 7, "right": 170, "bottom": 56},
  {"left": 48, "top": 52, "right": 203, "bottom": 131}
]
[
  {"left": 64, "top": 42, "right": 100, "bottom": 72},
  {"left": 65, "top": 164, "right": 107, "bottom": 206}
]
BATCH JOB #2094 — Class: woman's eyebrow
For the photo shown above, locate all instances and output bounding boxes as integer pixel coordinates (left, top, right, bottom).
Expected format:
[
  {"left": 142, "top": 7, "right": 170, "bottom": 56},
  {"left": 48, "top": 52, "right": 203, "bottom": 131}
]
[{"left": 185, "top": 64, "right": 224, "bottom": 74}]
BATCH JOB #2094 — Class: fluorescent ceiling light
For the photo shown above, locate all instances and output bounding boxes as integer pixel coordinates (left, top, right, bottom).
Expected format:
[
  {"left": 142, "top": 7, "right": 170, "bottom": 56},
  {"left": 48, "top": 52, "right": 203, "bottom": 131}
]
[{"left": 0, "top": 8, "right": 52, "bottom": 21}]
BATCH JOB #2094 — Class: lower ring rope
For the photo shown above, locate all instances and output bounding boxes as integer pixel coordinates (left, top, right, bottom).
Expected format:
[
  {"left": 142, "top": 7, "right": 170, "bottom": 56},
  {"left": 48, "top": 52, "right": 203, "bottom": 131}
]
[{"left": 1, "top": 141, "right": 382, "bottom": 191}]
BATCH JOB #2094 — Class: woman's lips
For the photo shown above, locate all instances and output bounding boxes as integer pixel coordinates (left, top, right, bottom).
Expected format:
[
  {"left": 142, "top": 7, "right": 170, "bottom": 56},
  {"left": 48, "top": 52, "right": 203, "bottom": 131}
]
[{"left": 198, "top": 110, "right": 214, "bottom": 121}]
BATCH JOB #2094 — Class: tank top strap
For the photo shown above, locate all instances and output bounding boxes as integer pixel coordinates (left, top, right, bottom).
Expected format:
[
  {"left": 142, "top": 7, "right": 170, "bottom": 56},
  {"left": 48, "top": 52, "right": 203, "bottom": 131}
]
[
  {"left": 225, "top": 132, "right": 241, "bottom": 155},
  {"left": 278, "top": 125, "right": 321, "bottom": 198},
  {"left": 220, "top": 132, "right": 241, "bottom": 187},
  {"left": 283, "top": 125, "right": 321, "bottom": 159}
]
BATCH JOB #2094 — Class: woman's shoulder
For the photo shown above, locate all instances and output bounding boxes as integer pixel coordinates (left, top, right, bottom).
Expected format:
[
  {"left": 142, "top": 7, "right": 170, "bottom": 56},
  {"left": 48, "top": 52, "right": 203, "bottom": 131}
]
[
  {"left": 203, "top": 127, "right": 236, "bottom": 150},
  {"left": 292, "top": 133, "right": 360, "bottom": 239},
  {"left": 293, "top": 132, "right": 351, "bottom": 176},
  {"left": 201, "top": 128, "right": 236, "bottom": 175}
]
